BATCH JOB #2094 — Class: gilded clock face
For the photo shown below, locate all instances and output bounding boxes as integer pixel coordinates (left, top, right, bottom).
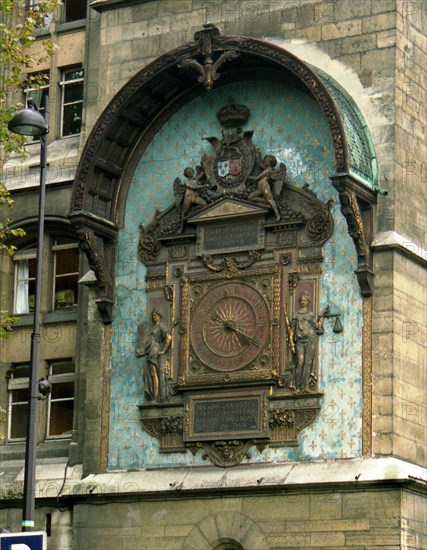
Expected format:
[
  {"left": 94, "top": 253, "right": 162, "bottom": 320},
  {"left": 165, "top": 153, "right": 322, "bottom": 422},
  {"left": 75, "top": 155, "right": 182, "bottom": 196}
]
[{"left": 190, "top": 282, "right": 270, "bottom": 372}]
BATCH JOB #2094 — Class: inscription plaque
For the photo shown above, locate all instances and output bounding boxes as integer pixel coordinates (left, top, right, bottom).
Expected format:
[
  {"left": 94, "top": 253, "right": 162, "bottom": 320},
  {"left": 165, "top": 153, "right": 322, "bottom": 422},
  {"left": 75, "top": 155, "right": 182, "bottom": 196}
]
[
  {"left": 184, "top": 392, "right": 268, "bottom": 441},
  {"left": 199, "top": 220, "right": 263, "bottom": 255}
]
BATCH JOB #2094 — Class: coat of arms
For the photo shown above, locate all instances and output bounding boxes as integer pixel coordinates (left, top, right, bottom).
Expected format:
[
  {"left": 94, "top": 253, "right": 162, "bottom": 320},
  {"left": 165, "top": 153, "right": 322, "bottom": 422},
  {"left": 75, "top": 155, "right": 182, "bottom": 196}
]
[{"left": 203, "top": 128, "right": 256, "bottom": 191}]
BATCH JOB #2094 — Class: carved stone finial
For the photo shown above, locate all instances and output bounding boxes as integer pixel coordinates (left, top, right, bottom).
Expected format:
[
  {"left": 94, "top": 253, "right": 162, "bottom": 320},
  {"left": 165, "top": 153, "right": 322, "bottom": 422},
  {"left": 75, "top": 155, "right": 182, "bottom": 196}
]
[
  {"left": 194, "top": 23, "right": 221, "bottom": 54},
  {"left": 178, "top": 25, "right": 239, "bottom": 91}
]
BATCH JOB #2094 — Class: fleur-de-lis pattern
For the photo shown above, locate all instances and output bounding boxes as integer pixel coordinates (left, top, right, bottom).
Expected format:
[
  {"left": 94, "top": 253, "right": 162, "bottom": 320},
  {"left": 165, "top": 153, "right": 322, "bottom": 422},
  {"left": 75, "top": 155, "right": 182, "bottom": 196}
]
[{"left": 109, "top": 81, "right": 363, "bottom": 469}]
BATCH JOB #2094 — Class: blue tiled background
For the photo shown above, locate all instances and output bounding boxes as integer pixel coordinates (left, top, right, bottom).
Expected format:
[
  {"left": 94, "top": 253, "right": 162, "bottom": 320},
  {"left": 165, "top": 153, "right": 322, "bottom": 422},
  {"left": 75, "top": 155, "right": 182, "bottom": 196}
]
[{"left": 109, "top": 81, "right": 363, "bottom": 469}]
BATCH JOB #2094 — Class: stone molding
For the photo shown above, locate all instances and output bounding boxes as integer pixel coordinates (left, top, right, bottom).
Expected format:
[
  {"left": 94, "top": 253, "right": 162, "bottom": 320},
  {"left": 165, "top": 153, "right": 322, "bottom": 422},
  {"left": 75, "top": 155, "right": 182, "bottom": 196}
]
[
  {"left": 372, "top": 231, "right": 427, "bottom": 266},
  {"left": 5, "top": 457, "right": 424, "bottom": 500}
]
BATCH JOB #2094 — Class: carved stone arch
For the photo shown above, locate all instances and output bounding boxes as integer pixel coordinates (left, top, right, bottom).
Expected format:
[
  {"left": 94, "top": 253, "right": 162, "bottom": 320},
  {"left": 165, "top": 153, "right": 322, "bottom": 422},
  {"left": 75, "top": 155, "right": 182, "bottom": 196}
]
[
  {"left": 182, "top": 512, "right": 270, "bottom": 550},
  {"left": 70, "top": 24, "right": 379, "bottom": 320},
  {"left": 8, "top": 216, "right": 78, "bottom": 248},
  {"left": 69, "top": 26, "right": 357, "bottom": 227}
]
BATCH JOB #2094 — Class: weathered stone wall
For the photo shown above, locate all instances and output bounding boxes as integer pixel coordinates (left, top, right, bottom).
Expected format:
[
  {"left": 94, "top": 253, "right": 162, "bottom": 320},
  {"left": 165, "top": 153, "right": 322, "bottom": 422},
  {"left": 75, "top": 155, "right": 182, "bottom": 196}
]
[
  {"left": 1, "top": 484, "right": 424, "bottom": 548},
  {"left": 395, "top": 0, "right": 426, "bottom": 244},
  {"left": 0, "top": 507, "right": 72, "bottom": 550},
  {"left": 67, "top": 487, "right": 403, "bottom": 549},
  {"left": 402, "top": 489, "right": 427, "bottom": 549}
]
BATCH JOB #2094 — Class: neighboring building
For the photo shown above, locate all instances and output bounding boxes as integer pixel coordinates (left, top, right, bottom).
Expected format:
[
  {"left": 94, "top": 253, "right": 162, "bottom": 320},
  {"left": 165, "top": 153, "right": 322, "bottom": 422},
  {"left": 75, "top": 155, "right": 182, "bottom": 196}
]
[{"left": 0, "top": 1, "right": 426, "bottom": 549}]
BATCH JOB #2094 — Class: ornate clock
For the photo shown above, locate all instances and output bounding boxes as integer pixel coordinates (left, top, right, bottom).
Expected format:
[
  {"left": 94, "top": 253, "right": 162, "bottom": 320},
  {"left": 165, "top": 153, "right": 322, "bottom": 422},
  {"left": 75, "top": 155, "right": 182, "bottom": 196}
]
[
  {"left": 190, "top": 282, "right": 270, "bottom": 372},
  {"left": 137, "top": 101, "right": 335, "bottom": 466}
]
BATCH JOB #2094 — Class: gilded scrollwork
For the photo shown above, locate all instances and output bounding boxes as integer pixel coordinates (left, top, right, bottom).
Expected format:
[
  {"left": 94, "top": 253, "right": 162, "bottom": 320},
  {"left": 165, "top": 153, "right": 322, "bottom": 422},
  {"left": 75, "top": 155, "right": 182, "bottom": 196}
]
[
  {"left": 160, "top": 416, "right": 183, "bottom": 435},
  {"left": 288, "top": 272, "right": 300, "bottom": 294},
  {"left": 305, "top": 198, "right": 335, "bottom": 243},
  {"left": 201, "top": 250, "right": 261, "bottom": 276},
  {"left": 169, "top": 245, "right": 188, "bottom": 260},
  {"left": 191, "top": 440, "right": 253, "bottom": 468},
  {"left": 164, "top": 285, "right": 174, "bottom": 302},
  {"left": 138, "top": 213, "right": 161, "bottom": 264},
  {"left": 269, "top": 408, "right": 294, "bottom": 428}
]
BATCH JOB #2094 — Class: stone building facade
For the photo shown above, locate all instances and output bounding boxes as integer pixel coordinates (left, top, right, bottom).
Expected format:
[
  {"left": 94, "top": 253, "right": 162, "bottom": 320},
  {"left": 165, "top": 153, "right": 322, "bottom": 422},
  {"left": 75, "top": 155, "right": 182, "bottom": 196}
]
[{"left": 0, "top": 1, "right": 426, "bottom": 549}]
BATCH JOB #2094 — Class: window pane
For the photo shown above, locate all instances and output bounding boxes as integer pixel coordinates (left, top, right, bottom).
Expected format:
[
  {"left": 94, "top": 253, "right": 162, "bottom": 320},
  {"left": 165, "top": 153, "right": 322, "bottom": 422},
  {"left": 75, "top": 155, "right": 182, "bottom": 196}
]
[
  {"left": 51, "top": 381, "right": 74, "bottom": 400},
  {"left": 54, "top": 277, "right": 78, "bottom": 308},
  {"left": 55, "top": 238, "right": 76, "bottom": 246},
  {"left": 26, "top": 88, "right": 49, "bottom": 113},
  {"left": 51, "top": 362, "right": 74, "bottom": 375},
  {"left": 28, "top": 257, "right": 37, "bottom": 278},
  {"left": 65, "top": 0, "right": 86, "bottom": 22},
  {"left": 12, "top": 365, "right": 31, "bottom": 378},
  {"left": 54, "top": 247, "right": 79, "bottom": 308},
  {"left": 10, "top": 403, "right": 28, "bottom": 438},
  {"left": 64, "top": 68, "right": 84, "bottom": 82},
  {"left": 62, "top": 102, "right": 83, "bottom": 136},
  {"left": 11, "top": 388, "right": 29, "bottom": 403},
  {"left": 64, "top": 82, "right": 83, "bottom": 104},
  {"left": 26, "top": 0, "right": 53, "bottom": 27},
  {"left": 49, "top": 400, "right": 73, "bottom": 436},
  {"left": 55, "top": 248, "right": 79, "bottom": 275},
  {"left": 15, "top": 257, "right": 36, "bottom": 314}
]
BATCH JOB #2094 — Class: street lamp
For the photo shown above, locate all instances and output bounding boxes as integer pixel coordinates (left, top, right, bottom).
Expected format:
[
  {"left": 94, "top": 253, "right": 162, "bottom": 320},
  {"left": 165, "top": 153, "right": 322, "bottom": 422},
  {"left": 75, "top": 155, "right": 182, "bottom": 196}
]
[{"left": 8, "top": 100, "right": 48, "bottom": 532}]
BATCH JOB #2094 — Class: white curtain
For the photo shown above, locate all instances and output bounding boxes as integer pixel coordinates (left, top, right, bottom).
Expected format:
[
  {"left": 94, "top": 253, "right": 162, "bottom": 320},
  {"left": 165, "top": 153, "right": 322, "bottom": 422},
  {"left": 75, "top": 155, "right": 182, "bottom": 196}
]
[{"left": 15, "top": 260, "right": 29, "bottom": 314}]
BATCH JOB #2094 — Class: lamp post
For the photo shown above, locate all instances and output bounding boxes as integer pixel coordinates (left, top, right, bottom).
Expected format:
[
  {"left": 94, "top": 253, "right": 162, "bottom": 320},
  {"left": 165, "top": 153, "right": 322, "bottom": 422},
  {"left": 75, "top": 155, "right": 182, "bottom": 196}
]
[{"left": 8, "top": 100, "right": 48, "bottom": 531}]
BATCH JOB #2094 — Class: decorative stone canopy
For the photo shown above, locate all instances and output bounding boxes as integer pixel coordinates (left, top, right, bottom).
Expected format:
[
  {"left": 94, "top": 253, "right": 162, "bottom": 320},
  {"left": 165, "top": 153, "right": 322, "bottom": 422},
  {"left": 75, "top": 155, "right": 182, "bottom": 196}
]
[
  {"left": 70, "top": 25, "right": 378, "bottom": 225},
  {"left": 70, "top": 25, "right": 379, "bottom": 318}
]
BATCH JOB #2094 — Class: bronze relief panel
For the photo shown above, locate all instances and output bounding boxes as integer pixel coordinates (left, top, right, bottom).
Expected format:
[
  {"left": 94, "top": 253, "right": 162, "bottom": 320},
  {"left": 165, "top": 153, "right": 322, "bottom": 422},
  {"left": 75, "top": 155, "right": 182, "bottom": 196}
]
[{"left": 137, "top": 103, "right": 338, "bottom": 467}]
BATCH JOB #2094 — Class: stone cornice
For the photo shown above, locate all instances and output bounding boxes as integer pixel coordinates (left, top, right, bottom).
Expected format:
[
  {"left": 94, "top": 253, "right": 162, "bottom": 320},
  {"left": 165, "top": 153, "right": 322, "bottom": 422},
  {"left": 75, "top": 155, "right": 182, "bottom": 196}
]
[
  {"left": 2, "top": 457, "right": 424, "bottom": 502},
  {"left": 90, "top": 0, "right": 147, "bottom": 12},
  {"left": 372, "top": 231, "right": 427, "bottom": 266}
]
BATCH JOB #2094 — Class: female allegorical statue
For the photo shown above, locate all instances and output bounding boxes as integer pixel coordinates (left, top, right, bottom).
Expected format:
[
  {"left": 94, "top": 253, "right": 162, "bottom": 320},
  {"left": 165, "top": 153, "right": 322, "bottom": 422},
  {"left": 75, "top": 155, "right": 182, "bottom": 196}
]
[
  {"left": 136, "top": 309, "right": 172, "bottom": 403},
  {"left": 288, "top": 293, "right": 324, "bottom": 393}
]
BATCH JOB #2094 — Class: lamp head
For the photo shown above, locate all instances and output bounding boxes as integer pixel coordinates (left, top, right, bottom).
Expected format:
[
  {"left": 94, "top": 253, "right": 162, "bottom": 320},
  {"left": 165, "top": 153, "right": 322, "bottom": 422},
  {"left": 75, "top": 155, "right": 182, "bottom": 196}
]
[
  {"left": 8, "top": 99, "right": 48, "bottom": 137},
  {"left": 38, "top": 377, "right": 52, "bottom": 398}
]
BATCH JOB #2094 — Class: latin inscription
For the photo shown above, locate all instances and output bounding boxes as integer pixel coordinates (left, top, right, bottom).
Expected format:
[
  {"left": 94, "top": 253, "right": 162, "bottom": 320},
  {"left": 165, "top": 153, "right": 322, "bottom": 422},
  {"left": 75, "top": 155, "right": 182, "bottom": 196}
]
[
  {"left": 203, "top": 221, "right": 260, "bottom": 253},
  {"left": 193, "top": 397, "right": 259, "bottom": 436}
]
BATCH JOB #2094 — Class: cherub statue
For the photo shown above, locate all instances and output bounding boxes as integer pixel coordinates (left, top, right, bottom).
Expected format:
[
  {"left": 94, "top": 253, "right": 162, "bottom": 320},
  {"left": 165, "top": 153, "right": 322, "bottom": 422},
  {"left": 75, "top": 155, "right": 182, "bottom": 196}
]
[
  {"left": 247, "top": 155, "right": 286, "bottom": 221},
  {"left": 174, "top": 165, "right": 208, "bottom": 232}
]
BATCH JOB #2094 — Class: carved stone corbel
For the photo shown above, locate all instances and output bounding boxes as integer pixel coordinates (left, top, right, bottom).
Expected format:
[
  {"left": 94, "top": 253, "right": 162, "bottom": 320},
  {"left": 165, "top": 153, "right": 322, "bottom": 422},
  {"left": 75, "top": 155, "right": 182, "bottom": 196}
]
[
  {"left": 188, "top": 440, "right": 254, "bottom": 468},
  {"left": 139, "top": 413, "right": 185, "bottom": 452},
  {"left": 76, "top": 227, "right": 114, "bottom": 323},
  {"left": 269, "top": 407, "right": 319, "bottom": 447},
  {"left": 331, "top": 175, "right": 376, "bottom": 296}
]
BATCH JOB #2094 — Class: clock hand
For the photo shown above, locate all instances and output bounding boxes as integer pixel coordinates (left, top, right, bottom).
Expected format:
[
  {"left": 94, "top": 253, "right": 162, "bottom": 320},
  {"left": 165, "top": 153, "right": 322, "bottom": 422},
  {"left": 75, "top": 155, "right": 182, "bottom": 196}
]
[
  {"left": 212, "top": 313, "right": 259, "bottom": 346},
  {"left": 228, "top": 325, "right": 260, "bottom": 346}
]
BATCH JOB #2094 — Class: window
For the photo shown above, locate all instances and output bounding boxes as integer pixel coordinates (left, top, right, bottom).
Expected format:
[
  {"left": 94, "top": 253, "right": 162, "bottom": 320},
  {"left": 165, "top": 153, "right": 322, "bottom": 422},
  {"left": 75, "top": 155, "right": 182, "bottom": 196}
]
[
  {"left": 47, "top": 360, "right": 74, "bottom": 438},
  {"left": 24, "top": 74, "right": 49, "bottom": 114},
  {"left": 23, "top": 73, "right": 49, "bottom": 142},
  {"left": 7, "top": 365, "right": 30, "bottom": 440},
  {"left": 52, "top": 239, "right": 79, "bottom": 309},
  {"left": 13, "top": 248, "right": 37, "bottom": 315},
  {"left": 60, "top": 68, "right": 84, "bottom": 137},
  {"left": 25, "top": 1, "right": 53, "bottom": 27},
  {"left": 13, "top": 238, "right": 79, "bottom": 315},
  {"left": 64, "top": 0, "right": 86, "bottom": 22},
  {"left": 6, "top": 361, "right": 75, "bottom": 440}
]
